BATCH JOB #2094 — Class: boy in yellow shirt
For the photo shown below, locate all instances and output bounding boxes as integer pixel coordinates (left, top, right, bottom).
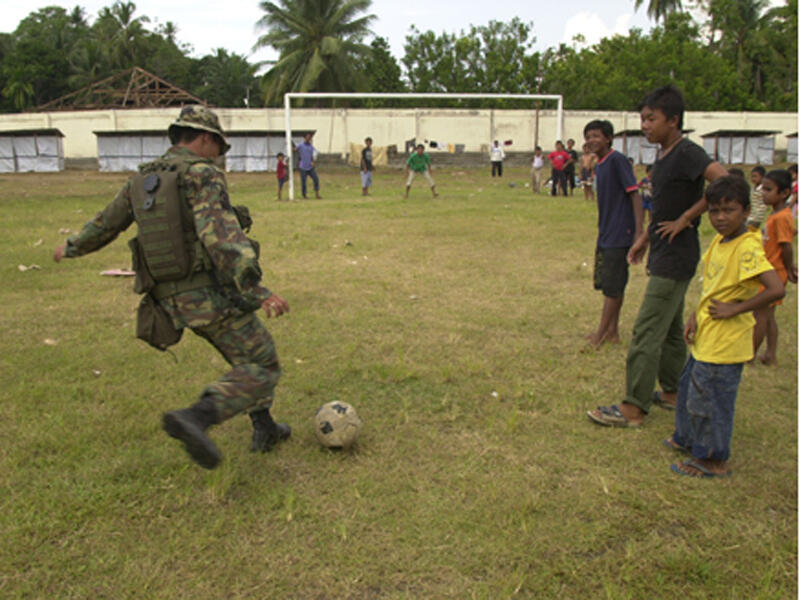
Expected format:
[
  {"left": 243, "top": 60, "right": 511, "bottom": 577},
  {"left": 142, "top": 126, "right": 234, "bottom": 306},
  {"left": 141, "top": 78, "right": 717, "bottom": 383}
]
[{"left": 667, "top": 176, "right": 784, "bottom": 478}]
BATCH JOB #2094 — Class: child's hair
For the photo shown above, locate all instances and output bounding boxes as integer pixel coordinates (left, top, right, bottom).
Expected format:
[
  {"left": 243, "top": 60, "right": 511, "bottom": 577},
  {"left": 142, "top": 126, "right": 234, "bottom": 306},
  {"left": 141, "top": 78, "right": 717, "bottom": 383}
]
[
  {"left": 727, "top": 167, "right": 745, "bottom": 178},
  {"left": 555, "top": 140, "right": 564, "bottom": 147},
  {"left": 751, "top": 165, "right": 766, "bottom": 176},
  {"left": 788, "top": 164, "right": 798, "bottom": 175},
  {"left": 416, "top": 143, "right": 425, "bottom": 150},
  {"left": 277, "top": 152, "right": 284, "bottom": 158},
  {"left": 645, "top": 164, "right": 653, "bottom": 173},
  {"left": 628, "top": 157, "right": 635, "bottom": 165},
  {"left": 764, "top": 169, "right": 792, "bottom": 192},
  {"left": 583, "top": 120, "right": 613, "bottom": 139},
  {"left": 535, "top": 145, "right": 542, "bottom": 151},
  {"left": 639, "top": 84, "right": 685, "bottom": 129},
  {"left": 365, "top": 137, "right": 372, "bottom": 143},
  {"left": 706, "top": 175, "right": 750, "bottom": 208},
  {"left": 567, "top": 138, "right": 575, "bottom": 144}
]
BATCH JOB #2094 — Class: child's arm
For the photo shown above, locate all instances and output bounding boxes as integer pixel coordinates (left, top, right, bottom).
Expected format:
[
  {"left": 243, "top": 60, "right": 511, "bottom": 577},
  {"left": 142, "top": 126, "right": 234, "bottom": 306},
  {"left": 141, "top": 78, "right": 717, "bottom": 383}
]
[
  {"left": 684, "top": 312, "right": 698, "bottom": 344},
  {"left": 780, "top": 241, "right": 797, "bottom": 283},
  {"left": 629, "top": 190, "right": 644, "bottom": 241},
  {"left": 656, "top": 161, "right": 728, "bottom": 242},
  {"left": 707, "top": 270, "right": 785, "bottom": 319}
]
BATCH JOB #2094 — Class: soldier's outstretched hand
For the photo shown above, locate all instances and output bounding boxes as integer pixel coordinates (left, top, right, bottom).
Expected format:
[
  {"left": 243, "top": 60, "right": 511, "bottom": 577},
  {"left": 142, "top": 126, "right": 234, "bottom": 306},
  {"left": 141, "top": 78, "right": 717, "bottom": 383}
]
[
  {"left": 53, "top": 244, "right": 66, "bottom": 262},
  {"left": 261, "top": 293, "right": 289, "bottom": 318}
]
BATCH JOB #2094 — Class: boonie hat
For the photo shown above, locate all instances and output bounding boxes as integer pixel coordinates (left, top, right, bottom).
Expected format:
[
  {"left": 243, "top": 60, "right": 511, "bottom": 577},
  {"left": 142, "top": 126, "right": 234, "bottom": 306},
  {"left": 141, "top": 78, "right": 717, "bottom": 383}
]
[{"left": 168, "top": 105, "right": 231, "bottom": 154}]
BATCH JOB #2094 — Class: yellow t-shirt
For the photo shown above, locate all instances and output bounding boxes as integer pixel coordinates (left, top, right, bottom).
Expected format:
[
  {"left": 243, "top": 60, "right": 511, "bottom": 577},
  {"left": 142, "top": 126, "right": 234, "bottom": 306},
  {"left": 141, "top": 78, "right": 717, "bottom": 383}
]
[{"left": 692, "top": 231, "right": 773, "bottom": 364}]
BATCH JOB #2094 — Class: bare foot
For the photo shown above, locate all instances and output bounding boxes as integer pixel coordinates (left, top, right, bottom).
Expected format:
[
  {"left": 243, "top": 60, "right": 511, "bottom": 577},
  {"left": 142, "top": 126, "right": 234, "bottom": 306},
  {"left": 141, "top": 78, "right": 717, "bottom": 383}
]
[
  {"left": 583, "top": 332, "right": 605, "bottom": 349},
  {"left": 604, "top": 335, "right": 621, "bottom": 344},
  {"left": 758, "top": 354, "right": 777, "bottom": 366}
]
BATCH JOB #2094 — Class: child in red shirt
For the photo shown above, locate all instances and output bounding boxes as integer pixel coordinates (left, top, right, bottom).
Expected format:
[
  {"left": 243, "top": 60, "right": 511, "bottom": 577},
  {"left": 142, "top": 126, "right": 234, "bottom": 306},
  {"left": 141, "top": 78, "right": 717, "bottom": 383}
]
[
  {"left": 276, "top": 152, "right": 288, "bottom": 201},
  {"left": 548, "top": 141, "right": 571, "bottom": 196},
  {"left": 753, "top": 169, "right": 797, "bottom": 365}
]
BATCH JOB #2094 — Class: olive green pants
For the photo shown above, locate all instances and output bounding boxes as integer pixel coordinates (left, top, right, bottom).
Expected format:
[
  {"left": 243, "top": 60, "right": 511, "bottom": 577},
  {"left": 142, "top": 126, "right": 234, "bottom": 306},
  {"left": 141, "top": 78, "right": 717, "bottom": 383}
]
[
  {"left": 624, "top": 275, "right": 690, "bottom": 413},
  {"left": 192, "top": 311, "right": 281, "bottom": 421}
]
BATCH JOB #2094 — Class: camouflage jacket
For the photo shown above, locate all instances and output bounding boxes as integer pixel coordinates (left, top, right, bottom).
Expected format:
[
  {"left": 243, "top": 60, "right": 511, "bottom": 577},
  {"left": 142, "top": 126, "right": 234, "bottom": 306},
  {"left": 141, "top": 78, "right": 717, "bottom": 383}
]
[{"left": 65, "top": 146, "right": 271, "bottom": 328}]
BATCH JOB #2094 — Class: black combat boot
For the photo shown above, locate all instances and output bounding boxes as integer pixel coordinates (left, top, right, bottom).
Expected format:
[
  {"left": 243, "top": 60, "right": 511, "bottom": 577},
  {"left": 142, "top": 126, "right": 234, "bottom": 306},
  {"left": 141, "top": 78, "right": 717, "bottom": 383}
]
[
  {"left": 249, "top": 408, "right": 291, "bottom": 453},
  {"left": 162, "top": 397, "right": 222, "bottom": 469}
]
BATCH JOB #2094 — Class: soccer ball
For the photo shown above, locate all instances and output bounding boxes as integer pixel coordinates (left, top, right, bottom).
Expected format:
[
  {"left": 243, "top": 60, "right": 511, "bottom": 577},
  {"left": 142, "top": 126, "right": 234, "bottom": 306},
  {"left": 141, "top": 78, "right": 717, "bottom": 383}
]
[{"left": 314, "top": 401, "right": 362, "bottom": 448}]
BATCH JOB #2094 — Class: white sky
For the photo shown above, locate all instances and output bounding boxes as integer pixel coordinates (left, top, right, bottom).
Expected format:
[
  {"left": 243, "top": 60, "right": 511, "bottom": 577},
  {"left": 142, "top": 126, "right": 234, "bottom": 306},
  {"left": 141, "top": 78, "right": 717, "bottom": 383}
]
[{"left": 2, "top": 0, "right": 658, "bottom": 68}]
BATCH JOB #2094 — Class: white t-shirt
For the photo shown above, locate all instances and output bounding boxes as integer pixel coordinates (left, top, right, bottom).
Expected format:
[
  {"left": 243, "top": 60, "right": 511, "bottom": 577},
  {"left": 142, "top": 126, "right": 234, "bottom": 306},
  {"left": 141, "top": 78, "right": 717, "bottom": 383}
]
[
  {"left": 490, "top": 146, "right": 505, "bottom": 161},
  {"left": 532, "top": 155, "right": 544, "bottom": 168}
]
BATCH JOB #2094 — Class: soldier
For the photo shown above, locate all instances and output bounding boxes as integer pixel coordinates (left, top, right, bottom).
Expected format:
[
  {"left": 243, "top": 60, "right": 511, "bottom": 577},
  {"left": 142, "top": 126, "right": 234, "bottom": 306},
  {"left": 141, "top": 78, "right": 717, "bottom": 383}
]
[{"left": 53, "top": 105, "right": 291, "bottom": 469}]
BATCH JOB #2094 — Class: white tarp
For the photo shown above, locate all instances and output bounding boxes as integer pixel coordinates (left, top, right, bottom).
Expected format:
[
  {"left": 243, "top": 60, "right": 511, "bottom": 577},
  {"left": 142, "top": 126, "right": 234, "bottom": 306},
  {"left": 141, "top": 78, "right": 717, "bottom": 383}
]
[
  {"left": 717, "top": 137, "right": 731, "bottom": 163},
  {"left": 98, "top": 135, "right": 168, "bottom": 172},
  {"left": 730, "top": 136, "right": 745, "bottom": 163},
  {"left": 641, "top": 140, "right": 659, "bottom": 164},
  {"left": 626, "top": 136, "right": 640, "bottom": 162},
  {"left": 755, "top": 136, "right": 774, "bottom": 165},
  {"left": 788, "top": 137, "right": 797, "bottom": 163},
  {"left": 0, "top": 138, "right": 14, "bottom": 173},
  {"left": 702, "top": 137, "right": 716, "bottom": 160},
  {"left": 612, "top": 138, "right": 624, "bottom": 154},
  {"left": 12, "top": 137, "right": 37, "bottom": 158}
]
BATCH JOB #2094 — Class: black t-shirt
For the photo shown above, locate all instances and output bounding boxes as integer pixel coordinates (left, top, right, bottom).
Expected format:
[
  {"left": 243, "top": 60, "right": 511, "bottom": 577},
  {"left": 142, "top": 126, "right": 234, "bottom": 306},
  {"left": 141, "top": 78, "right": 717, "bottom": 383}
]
[
  {"left": 647, "top": 139, "right": 712, "bottom": 280},
  {"left": 565, "top": 149, "right": 578, "bottom": 173},
  {"left": 361, "top": 147, "right": 373, "bottom": 171}
]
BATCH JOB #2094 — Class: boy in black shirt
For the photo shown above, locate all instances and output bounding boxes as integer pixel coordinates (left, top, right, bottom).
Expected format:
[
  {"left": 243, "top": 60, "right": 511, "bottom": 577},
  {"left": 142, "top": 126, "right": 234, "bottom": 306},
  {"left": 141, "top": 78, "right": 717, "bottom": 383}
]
[{"left": 588, "top": 84, "right": 727, "bottom": 427}]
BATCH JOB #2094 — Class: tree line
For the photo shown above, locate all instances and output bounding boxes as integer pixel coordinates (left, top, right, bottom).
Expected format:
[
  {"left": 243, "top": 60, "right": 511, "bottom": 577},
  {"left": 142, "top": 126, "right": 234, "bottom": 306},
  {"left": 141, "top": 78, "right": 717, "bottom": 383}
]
[{"left": 1, "top": 0, "right": 795, "bottom": 113}]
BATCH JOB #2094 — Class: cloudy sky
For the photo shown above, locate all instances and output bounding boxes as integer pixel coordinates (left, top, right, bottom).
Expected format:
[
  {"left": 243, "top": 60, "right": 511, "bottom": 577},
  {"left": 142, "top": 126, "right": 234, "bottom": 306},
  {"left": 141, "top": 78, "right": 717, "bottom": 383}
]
[{"left": 4, "top": 0, "right": 658, "bottom": 67}]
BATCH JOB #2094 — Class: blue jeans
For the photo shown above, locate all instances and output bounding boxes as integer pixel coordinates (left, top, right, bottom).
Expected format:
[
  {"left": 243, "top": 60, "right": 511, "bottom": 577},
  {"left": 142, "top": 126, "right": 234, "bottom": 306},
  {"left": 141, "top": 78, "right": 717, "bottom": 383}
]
[
  {"left": 299, "top": 167, "right": 320, "bottom": 197},
  {"left": 672, "top": 355, "right": 743, "bottom": 462}
]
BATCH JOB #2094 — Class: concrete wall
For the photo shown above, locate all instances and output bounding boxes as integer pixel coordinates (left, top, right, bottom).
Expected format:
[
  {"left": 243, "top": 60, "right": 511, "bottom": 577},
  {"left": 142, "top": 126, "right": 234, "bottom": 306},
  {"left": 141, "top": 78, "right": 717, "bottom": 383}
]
[{"left": 0, "top": 107, "right": 796, "bottom": 164}]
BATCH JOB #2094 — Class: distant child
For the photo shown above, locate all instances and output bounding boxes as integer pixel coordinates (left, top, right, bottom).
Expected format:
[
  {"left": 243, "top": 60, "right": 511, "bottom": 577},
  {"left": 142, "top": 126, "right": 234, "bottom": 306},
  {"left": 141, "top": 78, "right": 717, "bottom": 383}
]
[
  {"left": 727, "top": 167, "right": 745, "bottom": 178},
  {"left": 548, "top": 141, "right": 570, "bottom": 196},
  {"left": 587, "top": 84, "right": 727, "bottom": 428},
  {"left": 638, "top": 164, "right": 654, "bottom": 223},
  {"left": 580, "top": 143, "right": 596, "bottom": 201},
  {"left": 752, "top": 169, "right": 797, "bottom": 365},
  {"left": 583, "top": 119, "right": 643, "bottom": 349},
  {"left": 490, "top": 140, "right": 505, "bottom": 177},
  {"left": 276, "top": 152, "right": 288, "bottom": 201},
  {"left": 531, "top": 146, "right": 544, "bottom": 193},
  {"left": 788, "top": 164, "right": 798, "bottom": 218},
  {"left": 747, "top": 165, "right": 767, "bottom": 229},
  {"left": 405, "top": 144, "right": 438, "bottom": 198},
  {"left": 565, "top": 138, "right": 579, "bottom": 195},
  {"left": 666, "top": 176, "right": 784, "bottom": 478},
  {"left": 361, "top": 137, "right": 374, "bottom": 196}
]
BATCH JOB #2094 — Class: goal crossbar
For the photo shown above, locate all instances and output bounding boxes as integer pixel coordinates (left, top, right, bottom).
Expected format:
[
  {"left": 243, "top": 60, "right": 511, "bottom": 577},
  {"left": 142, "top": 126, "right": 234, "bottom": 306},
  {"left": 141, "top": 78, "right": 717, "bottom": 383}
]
[{"left": 283, "top": 92, "right": 564, "bottom": 200}]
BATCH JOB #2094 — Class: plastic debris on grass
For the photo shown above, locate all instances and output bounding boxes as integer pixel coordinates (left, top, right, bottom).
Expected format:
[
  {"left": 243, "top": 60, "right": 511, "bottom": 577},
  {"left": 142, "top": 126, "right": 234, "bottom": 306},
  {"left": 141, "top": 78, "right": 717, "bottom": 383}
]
[
  {"left": 18, "top": 264, "right": 41, "bottom": 271},
  {"left": 100, "top": 269, "right": 135, "bottom": 277}
]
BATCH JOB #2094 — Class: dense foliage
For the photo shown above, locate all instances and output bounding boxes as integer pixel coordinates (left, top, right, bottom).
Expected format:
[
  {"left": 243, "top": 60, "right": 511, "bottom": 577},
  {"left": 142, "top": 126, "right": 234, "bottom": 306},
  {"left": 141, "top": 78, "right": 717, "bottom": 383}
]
[{"left": 0, "top": 0, "right": 795, "bottom": 112}]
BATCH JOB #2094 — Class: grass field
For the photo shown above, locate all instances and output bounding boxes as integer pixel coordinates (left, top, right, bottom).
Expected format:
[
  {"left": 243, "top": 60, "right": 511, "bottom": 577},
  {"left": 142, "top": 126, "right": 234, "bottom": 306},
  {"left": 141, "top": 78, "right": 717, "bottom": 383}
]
[{"left": 0, "top": 165, "right": 796, "bottom": 599}]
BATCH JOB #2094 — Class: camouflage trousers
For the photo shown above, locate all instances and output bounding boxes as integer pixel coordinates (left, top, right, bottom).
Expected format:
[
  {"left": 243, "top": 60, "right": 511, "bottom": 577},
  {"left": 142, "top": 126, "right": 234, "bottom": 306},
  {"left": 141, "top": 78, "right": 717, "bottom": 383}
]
[{"left": 191, "top": 311, "right": 281, "bottom": 422}]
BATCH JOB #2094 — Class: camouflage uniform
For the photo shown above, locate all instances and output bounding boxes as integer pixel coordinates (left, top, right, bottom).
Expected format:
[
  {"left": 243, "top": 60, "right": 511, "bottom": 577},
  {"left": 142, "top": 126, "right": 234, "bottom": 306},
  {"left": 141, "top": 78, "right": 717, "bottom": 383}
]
[{"left": 61, "top": 106, "right": 287, "bottom": 466}]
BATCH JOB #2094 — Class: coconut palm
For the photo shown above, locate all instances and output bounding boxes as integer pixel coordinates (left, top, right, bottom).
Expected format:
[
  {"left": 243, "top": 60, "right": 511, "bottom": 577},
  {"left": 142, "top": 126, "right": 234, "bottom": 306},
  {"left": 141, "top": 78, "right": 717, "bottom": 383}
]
[
  {"left": 254, "top": 0, "right": 375, "bottom": 105},
  {"left": 633, "top": 0, "right": 684, "bottom": 22}
]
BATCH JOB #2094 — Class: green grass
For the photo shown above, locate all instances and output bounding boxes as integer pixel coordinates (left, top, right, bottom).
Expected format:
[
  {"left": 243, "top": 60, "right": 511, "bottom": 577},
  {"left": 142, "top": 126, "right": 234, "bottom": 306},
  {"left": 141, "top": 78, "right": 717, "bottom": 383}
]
[{"left": 0, "top": 166, "right": 796, "bottom": 599}]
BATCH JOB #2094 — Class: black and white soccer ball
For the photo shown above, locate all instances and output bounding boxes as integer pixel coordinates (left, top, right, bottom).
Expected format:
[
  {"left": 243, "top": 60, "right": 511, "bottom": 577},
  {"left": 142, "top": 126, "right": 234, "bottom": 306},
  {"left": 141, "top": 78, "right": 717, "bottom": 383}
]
[{"left": 314, "top": 401, "right": 362, "bottom": 448}]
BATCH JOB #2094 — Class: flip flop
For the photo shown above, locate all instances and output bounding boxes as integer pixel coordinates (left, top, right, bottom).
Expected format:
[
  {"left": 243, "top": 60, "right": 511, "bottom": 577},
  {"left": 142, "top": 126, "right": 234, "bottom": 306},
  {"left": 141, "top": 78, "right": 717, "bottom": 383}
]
[
  {"left": 663, "top": 437, "right": 689, "bottom": 453},
  {"left": 652, "top": 391, "right": 676, "bottom": 410},
  {"left": 670, "top": 459, "right": 731, "bottom": 479},
  {"left": 586, "top": 404, "right": 641, "bottom": 428}
]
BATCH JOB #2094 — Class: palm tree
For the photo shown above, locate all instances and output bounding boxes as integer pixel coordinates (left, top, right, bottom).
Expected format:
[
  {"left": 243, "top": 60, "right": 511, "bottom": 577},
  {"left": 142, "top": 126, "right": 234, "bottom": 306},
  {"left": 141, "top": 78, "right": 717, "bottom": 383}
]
[
  {"left": 95, "top": 1, "right": 150, "bottom": 69},
  {"left": 254, "top": 0, "right": 375, "bottom": 105},
  {"left": 633, "top": 0, "right": 684, "bottom": 22}
]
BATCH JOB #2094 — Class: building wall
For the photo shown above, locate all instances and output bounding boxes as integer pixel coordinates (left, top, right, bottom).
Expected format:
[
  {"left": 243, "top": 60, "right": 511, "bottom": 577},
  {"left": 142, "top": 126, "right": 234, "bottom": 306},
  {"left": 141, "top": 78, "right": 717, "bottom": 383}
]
[{"left": 0, "top": 107, "right": 795, "bottom": 163}]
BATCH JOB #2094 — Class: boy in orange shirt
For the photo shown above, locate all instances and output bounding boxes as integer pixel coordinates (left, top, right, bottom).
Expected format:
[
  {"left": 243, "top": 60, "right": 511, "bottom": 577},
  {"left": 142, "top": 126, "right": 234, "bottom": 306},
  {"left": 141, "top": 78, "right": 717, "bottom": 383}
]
[{"left": 753, "top": 169, "right": 797, "bottom": 365}]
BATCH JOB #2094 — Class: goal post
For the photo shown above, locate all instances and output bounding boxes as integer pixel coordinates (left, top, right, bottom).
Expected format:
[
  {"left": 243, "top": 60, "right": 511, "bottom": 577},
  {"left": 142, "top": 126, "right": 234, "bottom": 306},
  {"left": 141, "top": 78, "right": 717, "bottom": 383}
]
[{"left": 283, "top": 92, "right": 564, "bottom": 200}]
